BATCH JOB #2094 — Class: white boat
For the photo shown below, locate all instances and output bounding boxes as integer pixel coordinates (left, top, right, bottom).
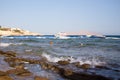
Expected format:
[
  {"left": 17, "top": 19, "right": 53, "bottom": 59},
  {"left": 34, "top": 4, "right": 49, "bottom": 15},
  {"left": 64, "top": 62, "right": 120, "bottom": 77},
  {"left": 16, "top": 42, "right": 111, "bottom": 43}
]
[{"left": 54, "top": 32, "right": 69, "bottom": 39}]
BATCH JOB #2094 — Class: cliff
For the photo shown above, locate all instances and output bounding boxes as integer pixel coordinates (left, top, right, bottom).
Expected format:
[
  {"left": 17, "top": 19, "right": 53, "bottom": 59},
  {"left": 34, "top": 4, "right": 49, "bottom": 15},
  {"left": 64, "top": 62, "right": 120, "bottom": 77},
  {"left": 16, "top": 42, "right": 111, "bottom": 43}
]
[{"left": 0, "top": 26, "right": 40, "bottom": 36}]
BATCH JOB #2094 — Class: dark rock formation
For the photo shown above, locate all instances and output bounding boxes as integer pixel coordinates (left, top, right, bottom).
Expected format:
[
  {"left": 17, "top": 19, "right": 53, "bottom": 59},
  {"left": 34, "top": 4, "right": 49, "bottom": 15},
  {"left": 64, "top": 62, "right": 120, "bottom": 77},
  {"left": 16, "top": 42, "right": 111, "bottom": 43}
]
[
  {"left": 0, "top": 71, "right": 13, "bottom": 80},
  {"left": 72, "top": 62, "right": 81, "bottom": 67},
  {"left": 0, "top": 76, "right": 13, "bottom": 80},
  {"left": 81, "top": 63, "right": 91, "bottom": 69},
  {"left": 1, "top": 50, "right": 112, "bottom": 80},
  {"left": 0, "top": 71, "right": 7, "bottom": 76},
  {"left": 7, "top": 68, "right": 32, "bottom": 76},
  {"left": 34, "top": 76, "right": 49, "bottom": 80},
  {"left": 57, "top": 60, "right": 70, "bottom": 65},
  {"left": 0, "top": 51, "right": 16, "bottom": 57}
]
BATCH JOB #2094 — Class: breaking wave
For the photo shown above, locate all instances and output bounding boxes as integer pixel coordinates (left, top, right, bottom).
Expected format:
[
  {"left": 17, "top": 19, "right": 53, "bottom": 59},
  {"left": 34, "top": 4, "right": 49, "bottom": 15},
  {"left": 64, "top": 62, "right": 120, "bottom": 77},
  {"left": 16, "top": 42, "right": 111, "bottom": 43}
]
[
  {"left": 0, "top": 42, "right": 23, "bottom": 47},
  {"left": 41, "top": 52, "right": 106, "bottom": 67}
]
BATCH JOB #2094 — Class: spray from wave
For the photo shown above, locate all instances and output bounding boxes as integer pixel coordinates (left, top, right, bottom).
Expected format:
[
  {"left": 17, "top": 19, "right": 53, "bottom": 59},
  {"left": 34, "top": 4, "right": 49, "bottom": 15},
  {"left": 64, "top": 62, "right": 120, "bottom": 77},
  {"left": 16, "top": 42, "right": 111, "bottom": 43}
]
[{"left": 41, "top": 52, "right": 106, "bottom": 68}]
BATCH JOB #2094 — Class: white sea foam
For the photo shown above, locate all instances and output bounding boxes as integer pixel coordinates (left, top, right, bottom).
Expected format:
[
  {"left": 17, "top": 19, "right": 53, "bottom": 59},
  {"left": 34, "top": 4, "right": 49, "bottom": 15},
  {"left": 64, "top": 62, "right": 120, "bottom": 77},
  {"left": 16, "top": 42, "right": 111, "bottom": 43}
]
[
  {"left": 41, "top": 53, "right": 106, "bottom": 67},
  {"left": 0, "top": 43, "right": 12, "bottom": 47},
  {"left": 0, "top": 42, "right": 23, "bottom": 47},
  {"left": 105, "top": 37, "right": 120, "bottom": 40},
  {"left": 75, "top": 57, "right": 106, "bottom": 67},
  {"left": 12, "top": 43, "right": 23, "bottom": 46}
]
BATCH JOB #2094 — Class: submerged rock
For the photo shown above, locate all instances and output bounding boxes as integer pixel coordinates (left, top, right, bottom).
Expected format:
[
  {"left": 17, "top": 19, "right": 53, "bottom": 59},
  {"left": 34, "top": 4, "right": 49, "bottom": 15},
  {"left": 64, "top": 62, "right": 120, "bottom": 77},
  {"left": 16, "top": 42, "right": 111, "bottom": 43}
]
[
  {"left": 34, "top": 76, "right": 49, "bottom": 80},
  {"left": 5, "top": 51, "right": 16, "bottom": 57},
  {"left": 64, "top": 69, "right": 73, "bottom": 76},
  {"left": 81, "top": 64, "right": 91, "bottom": 69},
  {"left": 57, "top": 60, "right": 70, "bottom": 65},
  {"left": 0, "top": 71, "right": 7, "bottom": 76},
  {"left": 0, "top": 51, "right": 16, "bottom": 57},
  {"left": 0, "top": 51, "right": 4, "bottom": 54},
  {"left": 7, "top": 68, "right": 32, "bottom": 76},
  {"left": 15, "top": 64, "right": 24, "bottom": 69},
  {"left": 95, "top": 65, "right": 110, "bottom": 70},
  {"left": 0, "top": 71, "right": 13, "bottom": 80},
  {"left": 0, "top": 76, "right": 13, "bottom": 80},
  {"left": 63, "top": 72, "right": 111, "bottom": 80},
  {"left": 1, "top": 51, "right": 112, "bottom": 80},
  {"left": 72, "top": 62, "right": 81, "bottom": 68}
]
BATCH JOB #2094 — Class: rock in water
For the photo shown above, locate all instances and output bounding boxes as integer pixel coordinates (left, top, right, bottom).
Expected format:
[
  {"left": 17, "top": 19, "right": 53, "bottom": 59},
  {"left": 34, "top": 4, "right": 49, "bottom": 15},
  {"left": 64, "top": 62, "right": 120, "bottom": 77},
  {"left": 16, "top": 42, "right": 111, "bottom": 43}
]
[
  {"left": 57, "top": 60, "right": 70, "bottom": 65},
  {"left": 0, "top": 76, "right": 13, "bottom": 80},
  {"left": 81, "top": 64, "right": 91, "bottom": 69},
  {"left": 64, "top": 72, "right": 111, "bottom": 80},
  {"left": 7, "top": 68, "right": 32, "bottom": 76},
  {"left": 64, "top": 69, "right": 73, "bottom": 76},
  {"left": 72, "top": 62, "right": 81, "bottom": 67},
  {"left": 5, "top": 51, "right": 16, "bottom": 57},
  {"left": 0, "top": 71, "right": 13, "bottom": 80},
  {"left": 0, "top": 51, "right": 16, "bottom": 57},
  {"left": 0, "top": 71, "right": 7, "bottom": 76},
  {"left": 34, "top": 76, "right": 49, "bottom": 80}
]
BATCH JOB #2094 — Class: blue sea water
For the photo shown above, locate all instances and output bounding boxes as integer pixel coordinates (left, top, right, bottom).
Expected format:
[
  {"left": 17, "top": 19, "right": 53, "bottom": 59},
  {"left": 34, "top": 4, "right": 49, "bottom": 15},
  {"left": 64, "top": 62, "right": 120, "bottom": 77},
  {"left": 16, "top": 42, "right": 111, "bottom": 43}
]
[{"left": 0, "top": 35, "right": 120, "bottom": 80}]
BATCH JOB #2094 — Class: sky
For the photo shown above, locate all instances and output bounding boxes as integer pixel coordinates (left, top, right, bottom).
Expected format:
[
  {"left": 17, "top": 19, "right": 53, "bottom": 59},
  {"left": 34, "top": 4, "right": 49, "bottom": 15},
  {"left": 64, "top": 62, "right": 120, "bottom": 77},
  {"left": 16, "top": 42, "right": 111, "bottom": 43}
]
[{"left": 0, "top": 0, "right": 120, "bottom": 35}]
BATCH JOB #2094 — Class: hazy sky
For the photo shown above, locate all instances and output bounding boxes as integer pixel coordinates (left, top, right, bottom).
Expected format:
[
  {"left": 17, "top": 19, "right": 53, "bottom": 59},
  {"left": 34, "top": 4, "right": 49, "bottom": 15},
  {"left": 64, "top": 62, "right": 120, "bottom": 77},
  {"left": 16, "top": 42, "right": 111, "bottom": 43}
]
[{"left": 0, "top": 0, "right": 120, "bottom": 35}]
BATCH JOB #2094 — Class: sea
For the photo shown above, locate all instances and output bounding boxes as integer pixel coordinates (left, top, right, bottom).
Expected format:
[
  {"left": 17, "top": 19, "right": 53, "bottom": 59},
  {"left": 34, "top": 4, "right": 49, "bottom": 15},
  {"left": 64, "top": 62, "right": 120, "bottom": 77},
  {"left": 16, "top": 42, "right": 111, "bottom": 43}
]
[{"left": 0, "top": 35, "right": 120, "bottom": 80}]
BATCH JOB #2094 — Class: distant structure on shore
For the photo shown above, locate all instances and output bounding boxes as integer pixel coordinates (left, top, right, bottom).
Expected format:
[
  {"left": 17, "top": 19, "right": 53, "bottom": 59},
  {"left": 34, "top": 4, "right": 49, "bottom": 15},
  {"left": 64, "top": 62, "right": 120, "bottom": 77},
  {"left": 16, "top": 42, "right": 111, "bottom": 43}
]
[
  {"left": 66, "top": 31, "right": 105, "bottom": 38},
  {"left": 55, "top": 32, "right": 70, "bottom": 39},
  {"left": 54, "top": 31, "right": 105, "bottom": 39},
  {"left": 0, "top": 26, "right": 40, "bottom": 36}
]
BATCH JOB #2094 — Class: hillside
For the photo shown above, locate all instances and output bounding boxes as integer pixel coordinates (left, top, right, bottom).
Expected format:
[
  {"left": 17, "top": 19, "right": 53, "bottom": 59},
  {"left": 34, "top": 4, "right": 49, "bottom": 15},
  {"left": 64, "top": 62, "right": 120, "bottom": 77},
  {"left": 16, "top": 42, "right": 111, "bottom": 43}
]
[
  {"left": 0, "top": 26, "right": 40, "bottom": 36},
  {"left": 66, "top": 30, "right": 104, "bottom": 37}
]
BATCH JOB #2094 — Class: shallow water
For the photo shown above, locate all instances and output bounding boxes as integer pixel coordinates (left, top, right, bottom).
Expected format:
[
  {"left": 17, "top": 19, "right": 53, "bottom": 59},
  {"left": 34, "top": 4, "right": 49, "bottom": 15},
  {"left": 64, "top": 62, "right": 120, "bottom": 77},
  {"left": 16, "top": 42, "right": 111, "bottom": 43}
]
[{"left": 0, "top": 36, "right": 120, "bottom": 80}]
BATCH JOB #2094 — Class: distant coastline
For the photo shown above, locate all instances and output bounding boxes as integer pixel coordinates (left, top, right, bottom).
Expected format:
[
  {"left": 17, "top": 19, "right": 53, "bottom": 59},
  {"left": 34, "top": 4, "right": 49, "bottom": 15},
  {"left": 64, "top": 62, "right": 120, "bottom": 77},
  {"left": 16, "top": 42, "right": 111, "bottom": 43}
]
[
  {"left": 0, "top": 26, "right": 40, "bottom": 36},
  {"left": 1, "top": 26, "right": 119, "bottom": 38}
]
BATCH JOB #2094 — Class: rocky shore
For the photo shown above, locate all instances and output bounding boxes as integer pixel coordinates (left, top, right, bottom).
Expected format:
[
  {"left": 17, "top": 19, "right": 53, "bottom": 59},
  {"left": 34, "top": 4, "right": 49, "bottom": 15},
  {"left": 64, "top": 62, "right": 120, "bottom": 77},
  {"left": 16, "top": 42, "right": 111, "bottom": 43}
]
[
  {"left": 0, "top": 26, "right": 40, "bottom": 36},
  {"left": 0, "top": 50, "right": 113, "bottom": 80}
]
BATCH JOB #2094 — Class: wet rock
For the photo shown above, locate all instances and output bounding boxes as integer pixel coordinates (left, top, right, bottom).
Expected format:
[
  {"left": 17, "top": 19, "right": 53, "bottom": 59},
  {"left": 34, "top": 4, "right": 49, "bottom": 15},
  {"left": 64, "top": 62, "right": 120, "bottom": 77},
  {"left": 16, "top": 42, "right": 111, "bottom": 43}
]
[
  {"left": 5, "top": 51, "right": 16, "bottom": 57},
  {"left": 40, "top": 62, "right": 60, "bottom": 73},
  {"left": 15, "top": 69, "right": 32, "bottom": 76},
  {"left": 7, "top": 68, "right": 32, "bottom": 76},
  {"left": 41, "top": 62, "right": 48, "bottom": 70},
  {"left": 55, "top": 64, "right": 111, "bottom": 80},
  {"left": 0, "top": 51, "right": 16, "bottom": 57},
  {"left": 7, "top": 69, "right": 17, "bottom": 74},
  {"left": 4, "top": 57, "right": 24, "bottom": 68},
  {"left": 28, "top": 59, "right": 36, "bottom": 64},
  {"left": 64, "top": 69, "right": 73, "bottom": 76},
  {"left": 34, "top": 76, "right": 49, "bottom": 80},
  {"left": 0, "top": 70, "right": 13, "bottom": 80},
  {"left": 63, "top": 72, "right": 111, "bottom": 80},
  {"left": 72, "top": 62, "right": 81, "bottom": 68},
  {"left": 0, "top": 71, "right": 7, "bottom": 76},
  {"left": 4, "top": 57, "right": 14, "bottom": 63},
  {"left": 0, "top": 50, "right": 5, "bottom": 54},
  {"left": 58, "top": 68, "right": 111, "bottom": 80},
  {"left": 7, "top": 62, "right": 16, "bottom": 67},
  {"left": 95, "top": 65, "right": 110, "bottom": 70},
  {"left": 0, "top": 76, "right": 13, "bottom": 80},
  {"left": 15, "top": 64, "right": 24, "bottom": 69},
  {"left": 81, "top": 64, "right": 91, "bottom": 69},
  {"left": 50, "top": 65, "right": 60, "bottom": 73},
  {"left": 0, "top": 52, "right": 112, "bottom": 80},
  {"left": 57, "top": 60, "right": 70, "bottom": 65},
  {"left": 47, "top": 63, "right": 53, "bottom": 69}
]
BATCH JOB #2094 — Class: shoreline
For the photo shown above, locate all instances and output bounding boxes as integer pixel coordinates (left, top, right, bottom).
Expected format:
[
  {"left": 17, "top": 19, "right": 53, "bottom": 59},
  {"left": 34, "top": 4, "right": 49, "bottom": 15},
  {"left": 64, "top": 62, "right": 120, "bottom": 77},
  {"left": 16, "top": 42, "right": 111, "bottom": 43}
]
[{"left": 0, "top": 50, "right": 112, "bottom": 80}]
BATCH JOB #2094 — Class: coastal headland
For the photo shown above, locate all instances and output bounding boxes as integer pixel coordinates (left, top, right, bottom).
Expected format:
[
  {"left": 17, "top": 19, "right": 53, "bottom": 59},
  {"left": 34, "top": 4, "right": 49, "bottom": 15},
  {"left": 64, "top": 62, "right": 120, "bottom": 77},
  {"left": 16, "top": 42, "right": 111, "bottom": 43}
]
[{"left": 0, "top": 26, "right": 40, "bottom": 36}]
